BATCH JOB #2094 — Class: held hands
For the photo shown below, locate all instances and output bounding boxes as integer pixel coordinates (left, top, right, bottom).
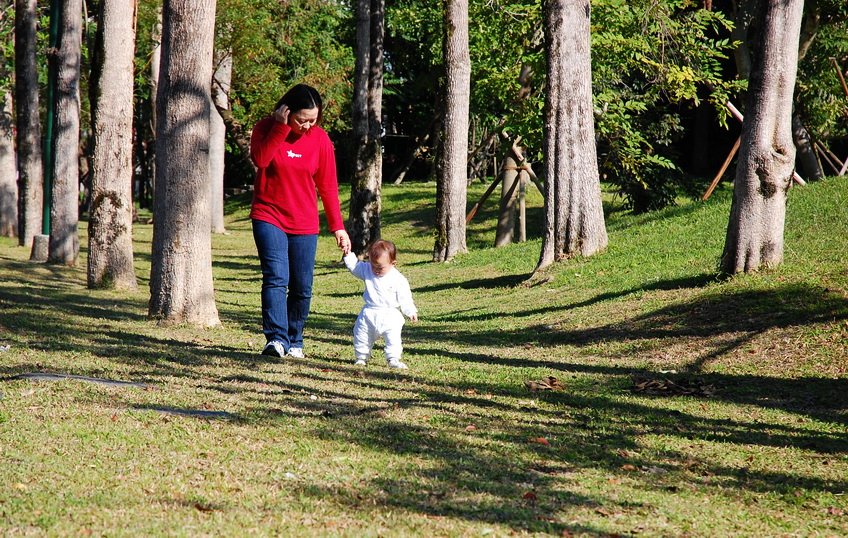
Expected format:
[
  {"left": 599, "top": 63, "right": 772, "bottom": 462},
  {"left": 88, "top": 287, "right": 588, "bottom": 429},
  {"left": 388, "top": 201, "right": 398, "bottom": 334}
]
[
  {"left": 273, "top": 104, "right": 290, "bottom": 124},
  {"left": 335, "top": 229, "right": 351, "bottom": 255},
  {"left": 409, "top": 313, "right": 419, "bottom": 323}
]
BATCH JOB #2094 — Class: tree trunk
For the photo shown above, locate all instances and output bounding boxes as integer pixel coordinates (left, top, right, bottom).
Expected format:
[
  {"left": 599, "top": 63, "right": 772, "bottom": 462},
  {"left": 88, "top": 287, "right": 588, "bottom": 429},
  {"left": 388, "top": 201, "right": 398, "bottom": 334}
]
[
  {"left": 348, "top": 0, "right": 384, "bottom": 255},
  {"left": 792, "top": 113, "right": 823, "bottom": 181},
  {"left": 48, "top": 0, "right": 82, "bottom": 266},
  {"left": 731, "top": 0, "right": 757, "bottom": 81},
  {"left": 210, "top": 48, "right": 231, "bottom": 234},
  {"left": 0, "top": 90, "right": 18, "bottom": 238},
  {"left": 88, "top": 0, "right": 138, "bottom": 290},
  {"left": 537, "top": 0, "right": 607, "bottom": 271},
  {"left": 720, "top": 0, "right": 804, "bottom": 274},
  {"left": 14, "top": 0, "right": 43, "bottom": 248},
  {"left": 495, "top": 154, "right": 519, "bottom": 247},
  {"left": 149, "top": 0, "right": 220, "bottom": 326},
  {"left": 433, "top": 0, "right": 469, "bottom": 262}
]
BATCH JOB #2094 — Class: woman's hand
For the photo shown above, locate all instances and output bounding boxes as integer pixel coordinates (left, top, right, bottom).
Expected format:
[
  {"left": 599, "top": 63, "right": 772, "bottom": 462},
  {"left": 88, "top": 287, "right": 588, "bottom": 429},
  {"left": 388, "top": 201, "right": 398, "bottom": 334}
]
[
  {"left": 273, "top": 104, "right": 290, "bottom": 124},
  {"left": 334, "top": 229, "right": 351, "bottom": 255}
]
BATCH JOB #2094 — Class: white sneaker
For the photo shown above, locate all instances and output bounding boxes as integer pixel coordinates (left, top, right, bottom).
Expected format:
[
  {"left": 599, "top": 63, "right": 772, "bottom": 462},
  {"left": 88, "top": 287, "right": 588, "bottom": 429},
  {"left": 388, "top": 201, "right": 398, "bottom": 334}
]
[
  {"left": 387, "top": 359, "right": 408, "bottom": 370},
  {"left": 261, "top": 341, "right": 285, "bottom": 358},
  {"left": 353, "top": 358, "right": 368, "bottom": 366},
  {"left": 287, "top": 347, "right": 305, "bottom": 359}
]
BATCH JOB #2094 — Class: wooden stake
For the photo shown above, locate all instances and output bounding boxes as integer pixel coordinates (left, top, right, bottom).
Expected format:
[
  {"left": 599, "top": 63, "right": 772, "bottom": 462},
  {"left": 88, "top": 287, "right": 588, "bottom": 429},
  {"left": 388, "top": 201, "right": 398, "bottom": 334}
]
[
  {"left": 702, "top": 136, "right": 741, "bottom": 201},
  {"left": 466, "top": 170, "right": 504, "bottom": 223},
  {"left": 831, "top": 57, "right": 848, "bottom": 100}
]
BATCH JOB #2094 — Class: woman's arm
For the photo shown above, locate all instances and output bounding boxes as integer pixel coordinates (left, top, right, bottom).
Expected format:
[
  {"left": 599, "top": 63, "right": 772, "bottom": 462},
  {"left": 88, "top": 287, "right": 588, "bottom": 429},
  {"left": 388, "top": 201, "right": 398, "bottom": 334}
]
[{"left": 250, "top": 116, "right": 291, "bottom": 168}]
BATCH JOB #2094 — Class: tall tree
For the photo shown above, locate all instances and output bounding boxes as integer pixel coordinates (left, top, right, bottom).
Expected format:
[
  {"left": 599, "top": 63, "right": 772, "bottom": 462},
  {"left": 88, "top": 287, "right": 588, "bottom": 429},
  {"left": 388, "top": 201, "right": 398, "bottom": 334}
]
[
  {"left": 348, "top": 0, "right": 384, "bottom": 255},
  {"left": 149, "top": 0, "right": 220, "bottom": 326},
  {"left": 88, "top": 0, "right": 138, "bottom": 290},
  {"left": 13, "top": 0, "right": 42, "bottom": 248},
  {"left": 433, "top": 0, "right": 469, "bottom": 262},
  {"left": 721, "top": 0, "right": 805, "bottom": 274},
  {"left": 537, "top": 0, "right": 607, "bottom": 271},
  {"left": 209, "top": 48, "right": 231, "bottom": 234},
  {"left": 48, "top": 0, "right": 82, "bottom": 265},
  {"left": 0, "top": 89, "right": 16, "bottom": 238}
]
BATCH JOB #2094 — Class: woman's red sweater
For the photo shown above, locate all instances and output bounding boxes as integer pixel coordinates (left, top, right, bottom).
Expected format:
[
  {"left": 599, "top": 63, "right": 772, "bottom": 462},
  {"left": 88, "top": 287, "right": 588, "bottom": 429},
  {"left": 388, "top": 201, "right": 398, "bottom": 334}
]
[{"left": 249, "top": 116, "right": 344, "bottom": 234}]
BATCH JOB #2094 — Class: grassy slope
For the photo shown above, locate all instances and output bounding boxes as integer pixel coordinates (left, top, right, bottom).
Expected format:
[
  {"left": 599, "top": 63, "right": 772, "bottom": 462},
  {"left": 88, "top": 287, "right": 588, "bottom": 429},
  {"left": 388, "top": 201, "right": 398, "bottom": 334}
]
[{"left": 0, "top": 177, "right": 845, "bottom": 537}]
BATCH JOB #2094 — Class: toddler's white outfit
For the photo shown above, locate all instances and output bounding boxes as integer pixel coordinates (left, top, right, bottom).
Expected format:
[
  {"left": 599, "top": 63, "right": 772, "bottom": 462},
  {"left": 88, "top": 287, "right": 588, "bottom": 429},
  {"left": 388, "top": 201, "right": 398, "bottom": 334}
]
[{"left": 343, "top": 252, "right": 417, "bottom": 369}]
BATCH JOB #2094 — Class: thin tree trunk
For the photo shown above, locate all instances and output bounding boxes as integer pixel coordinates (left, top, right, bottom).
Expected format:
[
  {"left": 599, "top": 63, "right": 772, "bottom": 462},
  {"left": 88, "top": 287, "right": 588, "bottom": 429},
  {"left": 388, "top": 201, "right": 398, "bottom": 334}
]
[
  {"left": 721, "top": 0, "right": 804, "bottom": 274},
  {"left": 88, "top": 0, "right": 138, "bottom": 290},
  {"left": 433, "top": 0, "right": 469, "bottom": 262},
  {"left": 495, "top": 154, "right": 519, "bottom": 247},
  {"left": 537, "top": 0, "right": 607, "bottom": 271},
  {"left": 210, "top": 49, "right": 231, "bottom": 234},
  {"left": 14, "top": 0, "right": 43, "bottom": 248},
  {"left": 0, "top": 90, "right": 17, "bottom": 238},
  {"left": 48, "top": 0, "right": 82, "bottom": 265},
  {"left": 792, "top": 114, "right": 823, "bottom": 181},
  {"left": 149, "top": 0, "right": 220, "bottom": 326},
  {"left": 348, "top": 0, "right": 384, "bottom": 255}
]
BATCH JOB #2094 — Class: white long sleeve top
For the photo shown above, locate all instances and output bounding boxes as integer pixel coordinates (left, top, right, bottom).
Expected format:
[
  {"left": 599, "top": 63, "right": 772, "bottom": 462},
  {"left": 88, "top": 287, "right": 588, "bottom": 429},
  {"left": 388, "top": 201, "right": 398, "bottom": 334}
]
[{"left": 343, "top": 253, "right": 418, "bottom": 318}]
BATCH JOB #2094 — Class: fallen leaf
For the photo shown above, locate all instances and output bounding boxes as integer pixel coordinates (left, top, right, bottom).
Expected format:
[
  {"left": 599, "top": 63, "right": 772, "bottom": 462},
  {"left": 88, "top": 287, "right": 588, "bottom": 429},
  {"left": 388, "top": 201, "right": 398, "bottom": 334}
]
[
  {"left": 530, "top": 437, "right": 550, "bottom": 446},
  {"left": 522, "top": 491, "right": 537, "bottom": 502},
  {"left": 620, "top": 464, "right": 638, "bottom": 472},
  {"left": 194, "top": 503, "right": 215, "bottom": 513},
  {"left": 826, "top": 507, "right": 844, "bottom": 516},
  {"left": 525, "top": 380, "right": 552, "bottom": 391},
  {"left": 465, "top": 424, "right": 477, "bottom": 432}
]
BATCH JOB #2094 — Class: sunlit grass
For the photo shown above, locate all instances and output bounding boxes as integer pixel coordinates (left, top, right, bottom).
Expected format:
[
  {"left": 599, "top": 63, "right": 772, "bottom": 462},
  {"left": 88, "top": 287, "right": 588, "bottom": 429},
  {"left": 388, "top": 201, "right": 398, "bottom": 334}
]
[{"left": 0, "top": 177, "right": 846, "bottom": 536}]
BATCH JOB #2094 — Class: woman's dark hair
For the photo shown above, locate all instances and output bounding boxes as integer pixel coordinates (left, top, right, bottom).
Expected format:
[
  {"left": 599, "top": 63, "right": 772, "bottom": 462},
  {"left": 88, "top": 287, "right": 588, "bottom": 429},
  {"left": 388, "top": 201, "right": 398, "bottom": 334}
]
[{"left": 275, "top": 84, "right": 323, "bottom": 121}]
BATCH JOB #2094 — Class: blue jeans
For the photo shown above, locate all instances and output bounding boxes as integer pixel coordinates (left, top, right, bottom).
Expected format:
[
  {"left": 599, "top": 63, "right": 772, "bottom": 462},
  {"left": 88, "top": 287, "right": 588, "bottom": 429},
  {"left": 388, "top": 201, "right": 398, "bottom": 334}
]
[{"left": 252, "top": 220, "right": 318, "bottom": 350}]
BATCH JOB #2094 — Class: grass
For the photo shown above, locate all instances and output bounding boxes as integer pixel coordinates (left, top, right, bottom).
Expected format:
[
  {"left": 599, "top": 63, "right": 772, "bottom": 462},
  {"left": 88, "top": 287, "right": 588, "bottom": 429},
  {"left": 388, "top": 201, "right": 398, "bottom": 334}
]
[{"left": 0, "top": 177, "right": 846, "bottom": 537}]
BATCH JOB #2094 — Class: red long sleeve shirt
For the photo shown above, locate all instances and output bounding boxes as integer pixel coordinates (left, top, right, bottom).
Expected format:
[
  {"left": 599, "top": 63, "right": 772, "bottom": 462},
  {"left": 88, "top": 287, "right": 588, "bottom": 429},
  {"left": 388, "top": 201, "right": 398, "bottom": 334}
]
[{"left": 249, "top": 116, "right": 345, "bottom": 234}]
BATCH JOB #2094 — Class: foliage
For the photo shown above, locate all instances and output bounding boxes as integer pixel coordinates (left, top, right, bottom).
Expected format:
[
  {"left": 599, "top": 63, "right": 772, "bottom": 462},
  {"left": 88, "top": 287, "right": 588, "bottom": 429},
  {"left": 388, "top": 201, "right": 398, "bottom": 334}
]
[
  {"left": 0, "top": 3, "right": 14, "bottom": 91},
  {"left": 384, "top": 1, "right": 742, "bottom": 212},
  {"left": 217, "top": 0, "right": 354, "bottom": 135},
  {"left": 591, "top": 0, "right": 742, "bottom": 212},
  {"left": 796, "top": 1, "right": 848, "bottom": 141}
]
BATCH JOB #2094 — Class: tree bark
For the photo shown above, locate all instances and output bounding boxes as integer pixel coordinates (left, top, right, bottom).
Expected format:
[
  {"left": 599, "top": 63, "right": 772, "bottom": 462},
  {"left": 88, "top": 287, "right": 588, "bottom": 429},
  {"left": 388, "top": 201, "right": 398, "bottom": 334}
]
[
  {"left": 433, "top": 0, "right": 469, "bottom": 262},
  {"left": 14, "top": 0, "right": 43, "bottom": 248},
  {"left": 537, "top": 0, "right": 607, "bottom": 271},
  {"left": 88, "top": 0, "right": 138, "bottom": 290},
  {"left": 210, "top": 49, "right": 231, "bottom": 234},
  {"left": 149, "top": 0, "right": 220, "bottom": 326},
  {"left": 48, "top": 0, "right": 83, "bottom": 266},
  {"left": 792, "top": 113, "right": 823, "bottom": 181},
  {"left": 348, "top": 0, "right": 384, "bottom": 255},
  {"left": 495, "top": 154, "right": 519, "bottom": 247},
  {"left": 720, "top": 0, "right": 804, "bottom": 274},
  {"left": 0, "top": 90, "right": 17, "bottom": 238}
]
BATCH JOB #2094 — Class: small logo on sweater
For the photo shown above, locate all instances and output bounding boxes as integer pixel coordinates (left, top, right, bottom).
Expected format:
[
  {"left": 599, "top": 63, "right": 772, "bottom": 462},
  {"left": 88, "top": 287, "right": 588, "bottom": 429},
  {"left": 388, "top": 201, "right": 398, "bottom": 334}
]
[{"left": 287, "top": 150, "right": 302, "bottom": 159}]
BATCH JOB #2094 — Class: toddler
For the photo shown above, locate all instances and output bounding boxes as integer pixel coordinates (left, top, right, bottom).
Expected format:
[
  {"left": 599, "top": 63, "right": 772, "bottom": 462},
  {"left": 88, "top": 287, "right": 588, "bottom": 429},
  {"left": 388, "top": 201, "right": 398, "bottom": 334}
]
[{"left": 343, "top": 240, "right": 418, "bottom": 369}]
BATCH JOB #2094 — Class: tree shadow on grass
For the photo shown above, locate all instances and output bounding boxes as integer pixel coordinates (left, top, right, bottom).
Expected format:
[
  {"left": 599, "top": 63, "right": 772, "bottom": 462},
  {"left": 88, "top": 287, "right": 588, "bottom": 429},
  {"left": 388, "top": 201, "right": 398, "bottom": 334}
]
[{"left": 231, "top": 368, "right": 848, "bottom": 535}]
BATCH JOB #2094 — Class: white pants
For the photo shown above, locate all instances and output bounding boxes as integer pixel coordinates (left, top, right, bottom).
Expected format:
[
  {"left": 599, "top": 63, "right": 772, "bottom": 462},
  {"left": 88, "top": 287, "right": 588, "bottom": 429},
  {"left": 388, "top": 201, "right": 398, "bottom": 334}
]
[{"left": 353, "top": 307, "right": 405, "bottom": 361}]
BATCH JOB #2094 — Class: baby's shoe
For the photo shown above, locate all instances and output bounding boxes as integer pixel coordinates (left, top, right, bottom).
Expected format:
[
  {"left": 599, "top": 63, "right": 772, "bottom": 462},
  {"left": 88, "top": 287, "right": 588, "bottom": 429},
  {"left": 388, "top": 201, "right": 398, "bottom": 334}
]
[
  {"left": 354, "top": 355, "right": 369, "bottom": 366},
  {"left": 387, "top": 359, "right": 408, "bottom": 370}
]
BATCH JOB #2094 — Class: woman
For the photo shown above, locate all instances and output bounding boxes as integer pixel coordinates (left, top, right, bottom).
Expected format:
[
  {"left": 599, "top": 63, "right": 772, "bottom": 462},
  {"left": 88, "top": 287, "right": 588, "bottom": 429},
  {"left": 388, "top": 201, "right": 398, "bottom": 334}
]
[{"left": 250, "top": 84, "right": 350, "bottom": 358}]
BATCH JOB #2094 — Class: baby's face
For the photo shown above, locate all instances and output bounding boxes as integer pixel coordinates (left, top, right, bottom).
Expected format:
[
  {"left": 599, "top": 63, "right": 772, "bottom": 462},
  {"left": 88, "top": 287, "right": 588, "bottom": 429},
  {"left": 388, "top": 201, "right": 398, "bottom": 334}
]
[{"left": 369, "top": 252, "right": 394, "bottom": 277}]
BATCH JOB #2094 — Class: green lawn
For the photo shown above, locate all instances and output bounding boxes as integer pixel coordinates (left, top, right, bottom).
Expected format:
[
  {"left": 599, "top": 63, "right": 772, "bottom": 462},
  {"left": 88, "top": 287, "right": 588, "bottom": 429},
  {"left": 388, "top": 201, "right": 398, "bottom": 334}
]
[{"left": 1, "top": 177, "right": 846, "bottom": 537}]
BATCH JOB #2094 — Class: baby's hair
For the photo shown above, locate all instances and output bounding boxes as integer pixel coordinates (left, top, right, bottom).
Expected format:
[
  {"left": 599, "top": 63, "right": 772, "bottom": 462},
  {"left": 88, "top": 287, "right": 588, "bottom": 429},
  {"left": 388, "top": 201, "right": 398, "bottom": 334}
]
[{"left": 367, "top": 239, "right": 397, "bottom": 263}]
